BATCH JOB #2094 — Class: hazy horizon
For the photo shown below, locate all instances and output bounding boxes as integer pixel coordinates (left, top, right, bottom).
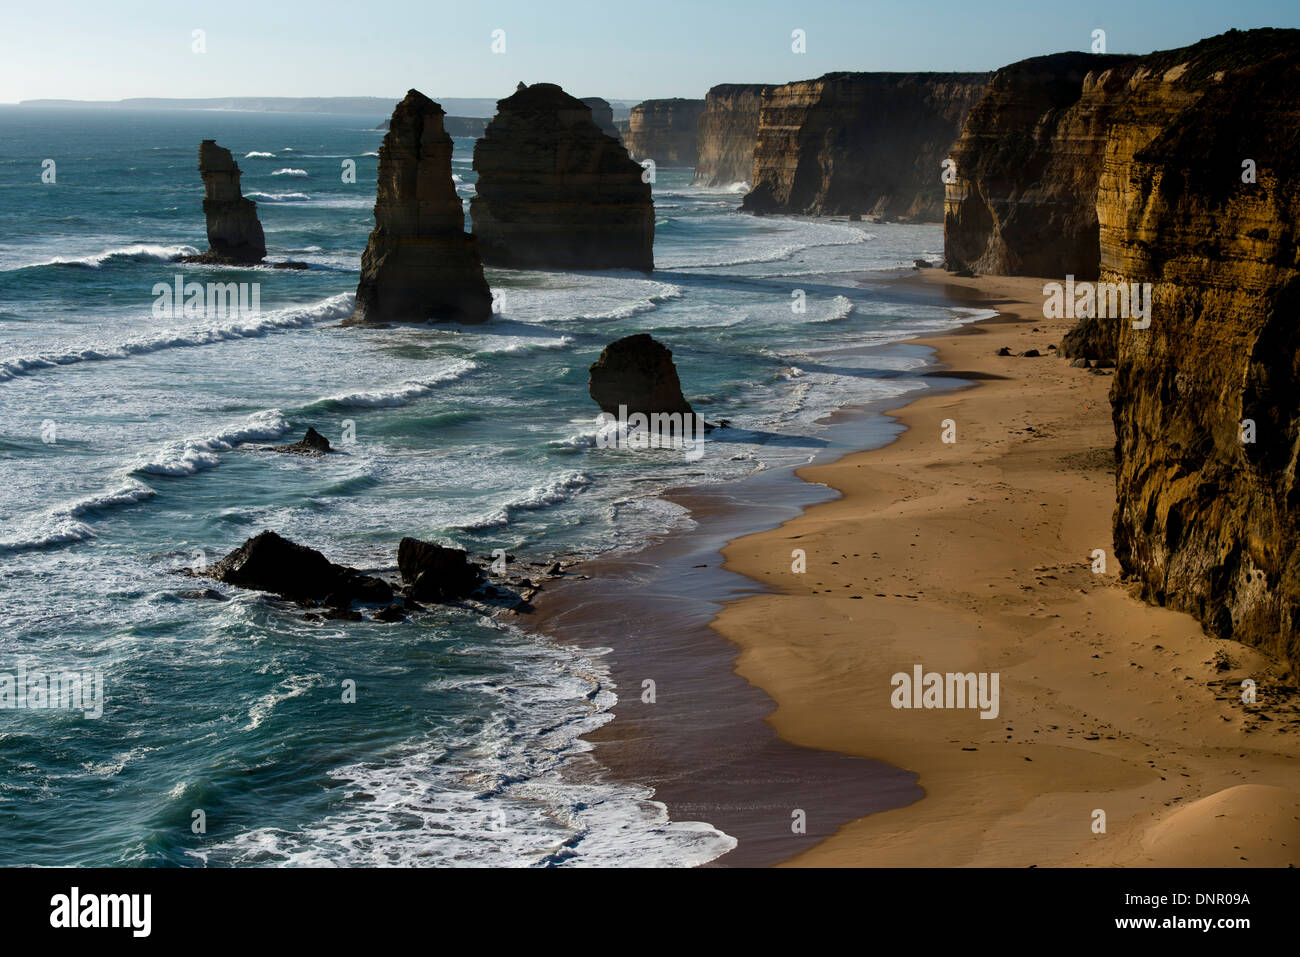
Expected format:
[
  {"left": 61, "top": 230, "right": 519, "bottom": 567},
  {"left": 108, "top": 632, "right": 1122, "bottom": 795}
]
[{"left": 3, "top": 0, "right": 1298, "bottom": 105}]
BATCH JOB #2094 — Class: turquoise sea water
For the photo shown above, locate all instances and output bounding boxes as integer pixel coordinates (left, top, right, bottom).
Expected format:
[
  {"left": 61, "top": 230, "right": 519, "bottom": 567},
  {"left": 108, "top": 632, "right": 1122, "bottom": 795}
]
[{"left": 0, "top": 106, "right": 982, "bottom": 865}]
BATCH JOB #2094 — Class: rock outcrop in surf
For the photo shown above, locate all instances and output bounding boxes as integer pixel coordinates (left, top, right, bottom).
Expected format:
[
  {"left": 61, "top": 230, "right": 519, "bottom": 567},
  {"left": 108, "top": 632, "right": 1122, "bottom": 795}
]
[
  {"left": 588, "top": 333, "right": 694, "bottom": 416},
  {"left": 470, "top": 83, "right": 654, "bottom": 271},
  {"left": 349, "top": 89, "right": 493, "bottom": 325},
  {"left": 183, "top": 140, "right": 267, "bottom": 265}
]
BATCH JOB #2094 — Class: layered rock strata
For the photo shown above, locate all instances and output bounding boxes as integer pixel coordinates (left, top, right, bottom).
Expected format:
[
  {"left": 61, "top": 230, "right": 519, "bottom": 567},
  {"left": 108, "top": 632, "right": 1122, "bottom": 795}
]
[
  {"left": 692, "top": 84, "right": 770, "bottom": 187},
  {"left": 185, "top": 140, "right": 267, "bottom": 264},
  {"left": 623, "top": 98, "right": 705, "bottom": 167},
  {"left": 470, "top": 83, "right": 653, "bottom": 271},
  {"left": 349, "top": 89, "right": 492, "bottom": 324},
  {"left": 740, "top": 72, "right": 988, "bottom": 220}
]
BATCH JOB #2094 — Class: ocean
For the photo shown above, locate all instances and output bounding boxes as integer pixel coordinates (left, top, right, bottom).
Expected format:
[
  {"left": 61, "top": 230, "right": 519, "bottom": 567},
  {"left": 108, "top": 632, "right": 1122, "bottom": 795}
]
[{"left": 0, "top": 105, "right": 985, "bottom": 866}]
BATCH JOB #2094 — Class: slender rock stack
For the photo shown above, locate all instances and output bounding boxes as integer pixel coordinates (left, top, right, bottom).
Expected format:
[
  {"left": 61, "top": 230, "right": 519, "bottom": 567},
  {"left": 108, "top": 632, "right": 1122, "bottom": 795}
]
[
  {"left": 471, "top": 83, "right": 654, "bottom": 271},
  {"left": 185, "top": 140, "right": 267, "bottom": 265},
  {"left": 349, "top": 89, "right": 493, "bottom": 324}
]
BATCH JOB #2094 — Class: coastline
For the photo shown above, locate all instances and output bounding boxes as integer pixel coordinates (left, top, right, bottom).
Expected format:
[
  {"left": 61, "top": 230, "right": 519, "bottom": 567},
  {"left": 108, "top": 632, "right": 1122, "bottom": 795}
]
[
  {"left": 531, "top": 269, "right": 1300, "bottom": 867},
  {"left": 526, "top": 270, "right": 992, "bottom": 866},
  {"left": 713, "top": 272, "right": 1300, "bottom": 867}
]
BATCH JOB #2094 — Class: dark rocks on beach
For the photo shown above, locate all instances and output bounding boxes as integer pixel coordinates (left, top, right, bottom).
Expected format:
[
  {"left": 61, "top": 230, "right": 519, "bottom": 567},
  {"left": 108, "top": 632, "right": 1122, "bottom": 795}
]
[
  {"left": 179, "top": 140, "right": 267, "bottom": 266},
  {"left": 397, "top": 536, "right": 483, "bottom": 602},
  {"left": 996, "top": 346, "right": 1013, "bottom": 356},
  {"left": 348, "top": 89, "right": 493, "bottom": 325},
  {"left": 1020, "top": 349, "right": 1041, "bottom": 357},
  {"left": 588, "top": 333, "right": 694, "bottom": 417},
  {"left": 470, "top": 83, "right": 654, "bottom": 271},
  {"left": 268, "top": 427, "right": 332, "bottom": 456},
  {"left": 913, "top": 259, "right": 934, "bottom": 268},
  {"left": 208, "top": 530, "right": 393, "bottom": 605}
]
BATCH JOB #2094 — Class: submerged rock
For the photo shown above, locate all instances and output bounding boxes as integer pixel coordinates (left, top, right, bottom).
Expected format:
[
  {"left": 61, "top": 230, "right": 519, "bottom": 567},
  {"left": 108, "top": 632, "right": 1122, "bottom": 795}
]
[
  {"left": 397, "top": 537, "right": 483, "bottom": 601},
  {"left": 588, "top": 333, "right": 694, "bottom": 417},
  {"left": 348, "top": 89, "right": 493, "bottom": 325},
  {"left": 471, "top": 83, "right": 654, "bottom": 271},
  {"left": 180, "top": 140, "right": 267, "bottom": 265},
  {"left": 268, "top": 427, "right": 333, "bottom": 456},
  {"left": 208, "top": 530, "right": 392, "bottom": 605}
]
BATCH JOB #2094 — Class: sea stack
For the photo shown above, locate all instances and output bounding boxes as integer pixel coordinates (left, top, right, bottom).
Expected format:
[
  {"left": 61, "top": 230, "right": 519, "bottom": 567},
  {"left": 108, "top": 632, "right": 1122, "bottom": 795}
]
[
  {"left": 349, "top": 90, "right": 493, "bottom": 325},
  {"left": 187, "top": 140, "right": 266, "bottom": 265},
  {"left": 581, "top": 97, "right": 620, "bottom": 140},
  {"left": 588, "top": 334, "right": 694, "bottom": 417},
  {"left": 470, "top": 83, "right": 654, "bottom": 271}
]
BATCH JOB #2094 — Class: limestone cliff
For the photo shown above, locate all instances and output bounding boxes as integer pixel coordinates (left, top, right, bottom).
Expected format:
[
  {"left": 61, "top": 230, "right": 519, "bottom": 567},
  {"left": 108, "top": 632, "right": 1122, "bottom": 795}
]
[
  {"left": 470, "top": 83, "right": 653, "bottom": 271},
  {"left": 943, "top": 53, "right": 1141, "bottom": 278},
  {"left": 188, "top": 140, "right": 266, "bottom": 264},
  {"left": 349, "top": 89, "right": 492, "bottom": 324},
  {"left": 692, "top": 84, "right": 770, "bottom": 187},
  {"left": 740, "top": 72, "right": 988, "bottom": 220},
  {"left": 1099, "top": 30, "right": 1300, "bottom": 672},
  {"left": 624, "top": 98, "right": 705, "bottom": 167}
]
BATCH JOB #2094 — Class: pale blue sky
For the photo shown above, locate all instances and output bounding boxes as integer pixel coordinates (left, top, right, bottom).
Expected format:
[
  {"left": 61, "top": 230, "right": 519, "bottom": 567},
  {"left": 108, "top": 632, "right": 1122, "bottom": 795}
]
[{"left": 3, "top": 0, "right": 1297, "bottom": 104}]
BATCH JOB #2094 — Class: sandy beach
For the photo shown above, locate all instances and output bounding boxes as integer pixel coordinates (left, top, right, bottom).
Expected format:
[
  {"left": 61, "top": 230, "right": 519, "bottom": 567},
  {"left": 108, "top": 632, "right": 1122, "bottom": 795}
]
[{"left": 710, "top": 271, "right": 1300, "bottom": 867}]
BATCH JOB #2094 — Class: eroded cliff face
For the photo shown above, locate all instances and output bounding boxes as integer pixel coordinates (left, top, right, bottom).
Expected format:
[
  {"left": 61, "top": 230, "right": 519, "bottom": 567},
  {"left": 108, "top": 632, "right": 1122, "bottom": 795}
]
[
  {"left": 740, "top": 72, "right": 988, "bottom": 220},
  {"left": 943, "top": 53, "right": 1141, "bottom": 279},
  {"left": 624, "top": 98, "right": 705, "bottom": 167},
  {"left": 1100, "top": 31, "right": 1300, "bottom": 672},
  {"left": 349, "top": 89, "right": 492, "bottom": 324},
  {"left": 692, "top": 84, "right": 770, "bottom": 187},
  {"left": 471, "top": 83, "right": 653, "bottom": 271},
  {"left": 191, "top": 140, "right": 266, "bottom": 264}
]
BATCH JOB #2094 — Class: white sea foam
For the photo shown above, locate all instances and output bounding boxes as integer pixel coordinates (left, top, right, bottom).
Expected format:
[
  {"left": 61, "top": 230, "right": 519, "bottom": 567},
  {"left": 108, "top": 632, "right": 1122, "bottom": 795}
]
[
  {"left": 271, "top": 168, "right": 308, "bottom": 177},
  {"left": 244, "top": 151, "right": 276, "bottom": 159},
  {"left": 246, "top": 674, "right": 321, "bottom": 731},
  {"left": 189, "top": 623, "right": 736, "bottom": 867},
  {"left": 134, "top": 410, "right": 291, "bottom": 476},
  {"left": 0, "top": 481, "right": 156, "bottom": 553},
  {"left": 7, "top": 243, "right": 200, "bottom": 271},
  {"left": 0, "top": 293, "right": 354, "bottom": 383},
  {"left": 806, "top": 294, "right": 856, "bottom": 323},
  {"left": 246, "top": 191, "right": 310, "bottom": 202},
  {"left": 321, "top": 359, "right": 479, "bottom": 408},
  {"left": 461, "top": 470, "right": 591, "bottom": 530}
]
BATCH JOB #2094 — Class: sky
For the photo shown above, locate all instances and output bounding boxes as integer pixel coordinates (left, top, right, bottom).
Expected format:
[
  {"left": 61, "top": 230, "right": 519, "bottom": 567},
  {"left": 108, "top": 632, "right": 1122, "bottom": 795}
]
[{"left": 2, "top": 0, "right": 1298, "bottom": 104}]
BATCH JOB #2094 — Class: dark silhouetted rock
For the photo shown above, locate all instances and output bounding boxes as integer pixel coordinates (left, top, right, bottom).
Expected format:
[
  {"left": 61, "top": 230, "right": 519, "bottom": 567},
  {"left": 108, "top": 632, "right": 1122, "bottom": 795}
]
[
  {"left": 398, "top": 537, "right": 483, "bottom": 601},
  {"left": 179, "top": 140, "right": 267, "bottom": 265},
  {"left": 471, "top": 83, "right": 654, "bottom": 270},
  {"left": 348, "top": 90, "right": 493, "bottom": 325},
  {"left": 581, "top": 97, "right": 620, "bottom": 140},
  {"left": 268, "top": 427, "right": 332, "bottom": 456},
  {"left": 588, "top": 333, "right": 694, "bottom": 416},
  {"left": 208, "top": 530, "right": 392, "bottom": 605}
]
